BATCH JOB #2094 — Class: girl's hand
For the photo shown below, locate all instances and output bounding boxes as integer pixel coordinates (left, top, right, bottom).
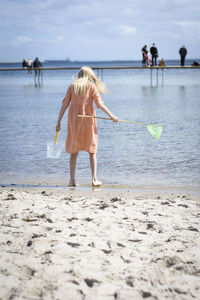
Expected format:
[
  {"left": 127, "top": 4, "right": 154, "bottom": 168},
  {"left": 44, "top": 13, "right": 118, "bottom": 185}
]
[
  {"left": 56, "top": 122, "right": 60, "bottom": 131},
  {"left": 112, "top": 116, "right": 119, "bottom": 122}
]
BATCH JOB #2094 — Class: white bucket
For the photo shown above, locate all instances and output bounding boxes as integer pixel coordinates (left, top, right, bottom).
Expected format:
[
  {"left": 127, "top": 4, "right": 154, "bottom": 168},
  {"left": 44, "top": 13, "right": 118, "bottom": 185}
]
[{"left": 47, "top": 141, "right": 63, "bottom": 158}]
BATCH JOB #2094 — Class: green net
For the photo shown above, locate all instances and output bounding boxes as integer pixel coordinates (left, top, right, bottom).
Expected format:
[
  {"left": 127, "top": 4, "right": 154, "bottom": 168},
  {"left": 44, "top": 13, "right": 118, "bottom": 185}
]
[{"left": 147, "top": 124, "right": 163, "bottom": 140}]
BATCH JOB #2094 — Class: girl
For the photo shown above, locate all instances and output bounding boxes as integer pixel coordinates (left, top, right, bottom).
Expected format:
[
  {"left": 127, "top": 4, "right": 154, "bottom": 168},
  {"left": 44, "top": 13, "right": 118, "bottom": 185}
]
[{"left": 56, "top": 66, "right": 118, "bottom": 187}]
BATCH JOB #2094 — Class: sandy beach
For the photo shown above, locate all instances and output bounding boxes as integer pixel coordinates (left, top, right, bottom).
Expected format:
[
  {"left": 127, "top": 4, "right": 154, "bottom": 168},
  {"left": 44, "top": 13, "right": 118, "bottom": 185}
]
[{"left": 0, "top": 186, "right": 200, "bottom": 300}]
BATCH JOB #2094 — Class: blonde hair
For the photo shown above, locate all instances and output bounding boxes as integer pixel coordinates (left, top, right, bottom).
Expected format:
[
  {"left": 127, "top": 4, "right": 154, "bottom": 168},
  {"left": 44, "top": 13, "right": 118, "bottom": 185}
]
[{"left": 73, "top": 66, "right": 108, "bottom": 96}]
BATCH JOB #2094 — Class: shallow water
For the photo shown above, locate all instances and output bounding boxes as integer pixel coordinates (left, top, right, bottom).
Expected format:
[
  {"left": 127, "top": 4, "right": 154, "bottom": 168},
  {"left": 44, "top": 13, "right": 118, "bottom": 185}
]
[{"left": 0, "top": 60, "right": 200, "bottom": 188}]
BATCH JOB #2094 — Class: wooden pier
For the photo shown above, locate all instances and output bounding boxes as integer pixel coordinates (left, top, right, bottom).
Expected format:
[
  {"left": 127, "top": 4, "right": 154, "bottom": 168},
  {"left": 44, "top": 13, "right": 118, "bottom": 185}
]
[{"left": 0, "top": 65, "right": 200, "bottom": 87}]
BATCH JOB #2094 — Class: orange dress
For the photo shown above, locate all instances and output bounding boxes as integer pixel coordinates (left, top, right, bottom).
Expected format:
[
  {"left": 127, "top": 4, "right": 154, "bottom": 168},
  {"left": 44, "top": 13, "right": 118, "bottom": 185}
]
[{"left": 62, "top": 82, "right": 104, "bottom": 154}]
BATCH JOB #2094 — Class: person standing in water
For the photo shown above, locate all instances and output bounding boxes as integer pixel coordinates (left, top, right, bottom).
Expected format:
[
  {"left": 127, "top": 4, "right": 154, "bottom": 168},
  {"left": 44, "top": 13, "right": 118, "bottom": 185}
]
[{"left": 56, "top": 66, "right": 118, "bottom": 187}]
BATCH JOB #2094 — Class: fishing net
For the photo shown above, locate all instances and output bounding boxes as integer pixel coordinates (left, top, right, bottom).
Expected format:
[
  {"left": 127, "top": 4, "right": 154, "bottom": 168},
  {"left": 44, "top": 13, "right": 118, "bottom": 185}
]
[{"left": 147, "top": 124, "right": 163, "bottom": 140}]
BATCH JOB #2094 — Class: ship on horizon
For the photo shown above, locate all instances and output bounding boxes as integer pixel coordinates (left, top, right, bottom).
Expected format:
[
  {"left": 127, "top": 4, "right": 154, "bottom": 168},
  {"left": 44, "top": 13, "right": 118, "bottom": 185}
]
[{"left": 44, "top": 57, "right": 71, "bottom": 63}]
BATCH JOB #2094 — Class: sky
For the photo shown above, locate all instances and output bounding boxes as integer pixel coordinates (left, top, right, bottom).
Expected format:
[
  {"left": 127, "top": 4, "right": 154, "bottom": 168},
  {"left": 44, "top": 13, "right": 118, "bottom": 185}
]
[{"left": 0, "top": 0, "right": 200, "bottom": 62}]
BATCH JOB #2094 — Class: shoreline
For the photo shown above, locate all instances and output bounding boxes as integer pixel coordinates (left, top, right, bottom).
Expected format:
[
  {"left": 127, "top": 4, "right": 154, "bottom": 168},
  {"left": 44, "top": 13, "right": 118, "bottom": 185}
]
[
  {"left": 1, "top": 182, "right": 200, "bottom": 202},
  {"left": 0, "top": 186, "right": 200, "bottom": 299}
]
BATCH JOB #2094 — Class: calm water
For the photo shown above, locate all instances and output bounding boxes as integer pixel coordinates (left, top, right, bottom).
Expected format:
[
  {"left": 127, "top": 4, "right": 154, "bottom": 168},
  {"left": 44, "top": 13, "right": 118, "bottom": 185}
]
[{"left": 0, "top": 60, "right": 200, "bottom": 189}]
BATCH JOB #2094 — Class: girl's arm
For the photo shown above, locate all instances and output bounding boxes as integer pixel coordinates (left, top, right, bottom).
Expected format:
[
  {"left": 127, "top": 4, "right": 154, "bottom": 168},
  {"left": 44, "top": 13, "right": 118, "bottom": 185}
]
[
  {"left": 93, "top": 84, "right": 118, "bottom": 122},
  {"left": 56, "top": 101, "right": 69, "bottom": 131},
  {"left": 56, "top": 86, "right": 72, "bottom": 131},
  {"left": 98, "top": 103, "right": 118, "bottom": 122}
]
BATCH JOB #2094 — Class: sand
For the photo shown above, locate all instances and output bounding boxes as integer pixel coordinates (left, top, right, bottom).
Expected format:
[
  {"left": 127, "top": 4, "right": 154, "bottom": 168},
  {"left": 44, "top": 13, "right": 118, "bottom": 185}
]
[{"left": 0, "top": 186, "right": 200, "bottom": 300}]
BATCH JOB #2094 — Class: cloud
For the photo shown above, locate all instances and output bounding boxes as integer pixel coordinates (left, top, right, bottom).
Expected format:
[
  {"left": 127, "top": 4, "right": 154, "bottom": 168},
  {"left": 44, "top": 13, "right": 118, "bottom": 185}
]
[
  {"left": 11, "top": 36, "right": 32, "bottom": 46},
  {"left": 47, "top": 36, "right": 64, "bottom": 44},
  {"left": 175, "top": 20, "right": 200, "bottom": 28},
  {"left": 10, "top": 35, "right": 64, "bottom": 47},
  {"left": 119, "top": 25, "right": 136, "bottom": 35}
]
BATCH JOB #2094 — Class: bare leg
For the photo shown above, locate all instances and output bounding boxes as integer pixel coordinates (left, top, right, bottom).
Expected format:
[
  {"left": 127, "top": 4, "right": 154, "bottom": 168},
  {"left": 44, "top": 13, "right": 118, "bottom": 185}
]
[
  {"left": 89, "top": 153, "right": 102, "bottom": 186},
  {"left": 69, "top": 152, "right": 79, "bottom": 186}
]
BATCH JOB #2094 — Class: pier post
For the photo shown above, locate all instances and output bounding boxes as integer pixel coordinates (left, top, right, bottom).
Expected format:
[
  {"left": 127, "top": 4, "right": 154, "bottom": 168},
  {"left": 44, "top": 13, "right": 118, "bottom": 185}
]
[
  {"left": 156, "top": 68, "right": 158, "bottom": 86},
  {"left": 41, "top": 70, "right": 43, "bottom": 86}
]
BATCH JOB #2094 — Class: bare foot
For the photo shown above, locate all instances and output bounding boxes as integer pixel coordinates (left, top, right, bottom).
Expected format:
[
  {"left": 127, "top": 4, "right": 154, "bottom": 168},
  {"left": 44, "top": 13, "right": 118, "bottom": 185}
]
[
  {"left": 68, "top": 182, "right": 79, "bottom": 187},
  {"left": 92, "top": 180, "right": 102, "bottom": 187}
]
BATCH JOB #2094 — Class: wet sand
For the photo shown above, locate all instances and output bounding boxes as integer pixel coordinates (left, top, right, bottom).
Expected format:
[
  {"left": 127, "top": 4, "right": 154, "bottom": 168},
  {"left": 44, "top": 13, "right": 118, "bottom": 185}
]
[{"left": 0, "top": 186, "right": 200, "bottom": 300}]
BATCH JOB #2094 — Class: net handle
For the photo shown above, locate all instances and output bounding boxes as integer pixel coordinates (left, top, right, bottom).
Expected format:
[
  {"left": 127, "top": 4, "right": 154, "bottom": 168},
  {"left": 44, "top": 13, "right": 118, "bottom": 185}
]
[
  {"left": 77, "top": 114, "right": 147, "bottom": 126},
  {"left": 77, "top": 115, "right": 163, "bottom": 140}
]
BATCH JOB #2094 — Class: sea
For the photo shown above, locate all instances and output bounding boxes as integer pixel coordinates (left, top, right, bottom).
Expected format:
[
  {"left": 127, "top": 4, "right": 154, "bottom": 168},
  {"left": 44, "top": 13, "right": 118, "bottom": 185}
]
[{"left": 0, "top": 59, "right": 200, "bottom": 191}]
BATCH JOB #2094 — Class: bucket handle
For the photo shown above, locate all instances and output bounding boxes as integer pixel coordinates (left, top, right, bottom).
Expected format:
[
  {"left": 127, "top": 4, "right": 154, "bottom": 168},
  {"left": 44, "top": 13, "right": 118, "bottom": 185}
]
[{"left": 54, "top": 131, "right": 59, "bottom": 145}]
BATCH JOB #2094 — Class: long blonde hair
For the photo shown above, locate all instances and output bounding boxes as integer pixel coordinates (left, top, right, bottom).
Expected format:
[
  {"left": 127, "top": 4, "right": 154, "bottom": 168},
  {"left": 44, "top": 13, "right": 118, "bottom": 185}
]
[{"left": 73, "top": 66, "right": 108, "bottom": 96}]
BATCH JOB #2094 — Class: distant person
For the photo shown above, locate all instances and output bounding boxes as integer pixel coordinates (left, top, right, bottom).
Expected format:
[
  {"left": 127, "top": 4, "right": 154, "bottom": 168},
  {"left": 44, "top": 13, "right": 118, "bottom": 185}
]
[
  {"left": 179, "top": 45, "right": 187, "bottom": 66},
  {"left": 150, "top": 43, "right": 158, "bottom": 66},
  {"left": 33, "top": 57, "right": 42, "bottom": 75},
  {"left": 56, "top": 66, "right": 118, "bottom": 187},
  {"left": 159, "top": 58, "right": 165, "bottom": 66},
  {"left": 147, "top": 52, "right": 151, "bottom": 67},
  {"left": 191, "top": 61, "right": 200, "bottom": 67},
  {"left": 141, "top": 44, "right": 148, "bottom": 66},
  {"left": 22, "top": 58, "right": 28, "bottom": 69},
  {"left": 27, "top": 58, "right": 33, "bottom": 73}
]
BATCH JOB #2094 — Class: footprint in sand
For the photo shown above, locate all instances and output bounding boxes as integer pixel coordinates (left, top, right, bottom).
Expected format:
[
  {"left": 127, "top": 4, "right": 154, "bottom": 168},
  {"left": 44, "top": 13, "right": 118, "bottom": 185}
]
[
  {"left": 84, "top": 278, "right": 100, "bottom": 288},
  {"left": 4, "top": 194, "right": 16, "bottom": 201}
]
